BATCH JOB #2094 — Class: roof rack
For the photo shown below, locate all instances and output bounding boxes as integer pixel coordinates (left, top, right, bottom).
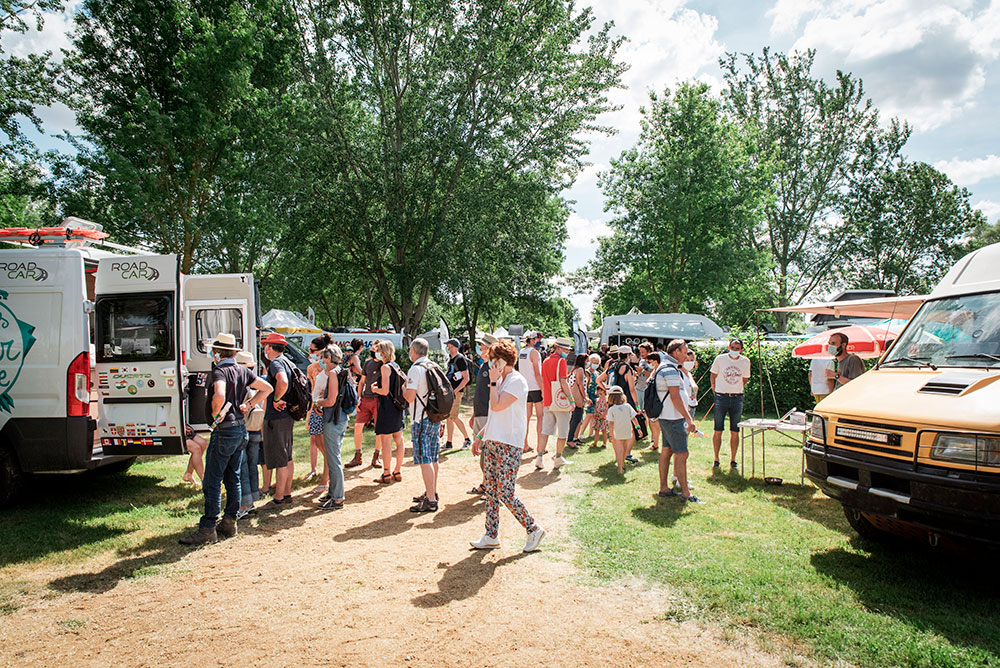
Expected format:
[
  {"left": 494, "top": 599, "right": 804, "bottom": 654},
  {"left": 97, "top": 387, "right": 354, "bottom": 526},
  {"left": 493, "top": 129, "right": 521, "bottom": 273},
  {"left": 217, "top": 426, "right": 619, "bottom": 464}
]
[{"left": 0, "top": 217, "right": 150, "bottom": 255}]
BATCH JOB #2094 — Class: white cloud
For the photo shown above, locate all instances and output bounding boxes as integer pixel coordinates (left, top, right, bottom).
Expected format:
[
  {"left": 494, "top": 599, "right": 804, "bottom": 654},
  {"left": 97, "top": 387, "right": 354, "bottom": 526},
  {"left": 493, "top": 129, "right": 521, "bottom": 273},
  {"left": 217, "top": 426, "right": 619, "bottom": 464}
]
[
  {"left": 772, "top": 0, "right": 1000, "bottom": 131},
  {"left": 1, "top": 2, "right": 80, "bottom": 62},
  {"left": 934, "top": 154, "right": 1000, "bottom": 187},
  {"left": 973, "top": 199, "right": 1000, "bottom": 222},
  {"left": 565, "top": 213, "right": 612, "bottom": 250}
]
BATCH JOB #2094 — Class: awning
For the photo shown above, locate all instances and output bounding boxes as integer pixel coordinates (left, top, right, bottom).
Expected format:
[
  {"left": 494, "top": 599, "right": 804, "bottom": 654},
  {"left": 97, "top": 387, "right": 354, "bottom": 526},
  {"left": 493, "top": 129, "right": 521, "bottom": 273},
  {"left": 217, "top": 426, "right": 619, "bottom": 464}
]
[
  {"left": 261, "top": 309, "right": 322, "bottom": 333},
  {"left": 764, "top": 295, "right": 927, "bottom": 320}
]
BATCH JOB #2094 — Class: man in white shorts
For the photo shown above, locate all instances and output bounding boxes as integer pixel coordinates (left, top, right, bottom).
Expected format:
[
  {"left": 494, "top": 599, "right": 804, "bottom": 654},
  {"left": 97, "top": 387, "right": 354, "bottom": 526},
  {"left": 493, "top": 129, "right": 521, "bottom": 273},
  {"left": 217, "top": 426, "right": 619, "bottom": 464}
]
[{"left": 537, "top": 337, "right": 574, "bottom": 470}]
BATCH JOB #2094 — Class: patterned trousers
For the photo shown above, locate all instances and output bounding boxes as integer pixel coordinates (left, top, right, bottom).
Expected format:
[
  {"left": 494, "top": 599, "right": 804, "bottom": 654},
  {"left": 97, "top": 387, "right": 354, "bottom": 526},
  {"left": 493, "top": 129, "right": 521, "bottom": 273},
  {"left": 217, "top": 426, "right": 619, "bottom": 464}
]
[{"left": 483, "top": 439, "right": 537, "bottom": 539}]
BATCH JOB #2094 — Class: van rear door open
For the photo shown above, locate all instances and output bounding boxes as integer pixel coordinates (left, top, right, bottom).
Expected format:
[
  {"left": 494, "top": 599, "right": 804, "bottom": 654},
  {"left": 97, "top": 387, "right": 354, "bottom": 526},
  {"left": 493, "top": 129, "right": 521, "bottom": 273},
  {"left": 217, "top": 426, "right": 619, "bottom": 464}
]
[{"left": 95, "top": 254, "right": 185, "bottom": 455}]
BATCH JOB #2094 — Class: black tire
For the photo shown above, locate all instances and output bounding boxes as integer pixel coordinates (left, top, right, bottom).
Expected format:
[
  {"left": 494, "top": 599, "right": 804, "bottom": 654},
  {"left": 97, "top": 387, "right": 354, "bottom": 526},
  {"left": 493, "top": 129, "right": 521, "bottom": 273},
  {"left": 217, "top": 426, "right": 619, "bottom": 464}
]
[
  {"left": 843, "top": 505, "right": 886, "bottom": 541},
  {"left": 0, "top": 443, "right": 22, "bottom": 506},
  {"left": 96, "top": 457, "right": 137, "bottom": 475}
]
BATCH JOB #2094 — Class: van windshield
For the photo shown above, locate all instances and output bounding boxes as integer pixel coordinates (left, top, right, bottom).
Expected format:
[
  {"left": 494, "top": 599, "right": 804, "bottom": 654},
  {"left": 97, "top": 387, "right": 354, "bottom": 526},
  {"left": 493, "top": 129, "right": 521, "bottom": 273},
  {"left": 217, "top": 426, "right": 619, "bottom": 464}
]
[
  {"left": 883, "top": 293, "right": 1000, "bottom": 368},
  {"left": 96, "top": 293, "right": 174, "bottom": 363}
]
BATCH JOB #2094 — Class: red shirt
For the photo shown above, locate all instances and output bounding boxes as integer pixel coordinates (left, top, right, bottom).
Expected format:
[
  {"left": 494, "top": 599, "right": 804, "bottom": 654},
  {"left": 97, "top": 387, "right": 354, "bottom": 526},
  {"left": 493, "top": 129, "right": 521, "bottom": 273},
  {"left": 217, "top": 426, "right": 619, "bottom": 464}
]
[{"left": 541, "top": 354, "right": 567, "bottom": 407}]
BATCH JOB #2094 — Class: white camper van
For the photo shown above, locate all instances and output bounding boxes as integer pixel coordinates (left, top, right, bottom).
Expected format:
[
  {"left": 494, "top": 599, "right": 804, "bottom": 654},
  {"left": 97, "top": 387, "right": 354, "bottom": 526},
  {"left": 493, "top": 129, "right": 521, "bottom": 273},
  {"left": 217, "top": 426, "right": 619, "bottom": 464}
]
[
  {"left": 95, "top": 253, "right": 258, "bottom": 456},
  {"left": 0, "top": 222, "right": 137, "bottom": 502},
  {"left": 0, "top": 222, "right": 258, "bottom": 503}
]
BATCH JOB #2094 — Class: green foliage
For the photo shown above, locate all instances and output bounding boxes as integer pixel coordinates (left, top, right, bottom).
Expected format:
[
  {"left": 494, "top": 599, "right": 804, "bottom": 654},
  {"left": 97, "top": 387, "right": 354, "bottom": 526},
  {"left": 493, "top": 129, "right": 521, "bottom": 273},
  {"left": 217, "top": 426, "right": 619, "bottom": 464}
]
[
  {"left": 721, "top": 48, "right": 907, "bottom": 330},
  {"left": 289, "top": 0, "right": 625, "bottom": 335},
  {"left": 580, "top": 82, "right": 772, "bottom": 320},
  {"left": 841, "top": 160, "right": 984, "bottom": 294},
  {"left": 65, "top": 0, "right": 298, "bottom": 273}
]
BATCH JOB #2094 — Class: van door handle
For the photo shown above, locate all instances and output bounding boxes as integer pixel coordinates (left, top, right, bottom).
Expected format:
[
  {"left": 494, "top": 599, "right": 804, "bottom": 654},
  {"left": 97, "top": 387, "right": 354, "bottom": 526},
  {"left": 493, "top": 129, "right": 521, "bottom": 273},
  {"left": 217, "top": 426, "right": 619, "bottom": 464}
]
[{"left": 161, "top": 368, "right": 176, "bottom": 377}]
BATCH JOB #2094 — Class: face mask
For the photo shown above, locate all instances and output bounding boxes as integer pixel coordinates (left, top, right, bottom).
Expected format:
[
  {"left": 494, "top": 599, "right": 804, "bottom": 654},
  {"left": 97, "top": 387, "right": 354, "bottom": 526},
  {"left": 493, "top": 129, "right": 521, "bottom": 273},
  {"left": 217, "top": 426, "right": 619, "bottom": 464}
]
[
  {"left": 827, "top": 344, "right": 839, "bottom": 357},
  {"left": 728, "top": 350, "right": 740, "bottom": 359},
  {"left": 309, "top": 353, "right": 320, "bottom": 363},
  {"left": 534, "top": 341, "right": 542, "bottom": 349},
  {"left": 559, "top": 352, "right": 567, "bottom": 359},
  {"left": 493, "top": 358, "right": 507, "bottom": 372},
  {"left": 683, "top": 361, "right": 695, "bottom": 370}
]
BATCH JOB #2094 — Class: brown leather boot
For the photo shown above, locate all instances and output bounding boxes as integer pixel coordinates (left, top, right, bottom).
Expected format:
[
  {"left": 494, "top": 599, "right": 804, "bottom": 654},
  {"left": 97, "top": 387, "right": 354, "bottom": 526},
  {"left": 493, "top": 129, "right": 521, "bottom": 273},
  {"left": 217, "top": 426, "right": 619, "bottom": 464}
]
[
  {"left": 216, "top": 515, "right": 237, "bottom": 539},
  {"left": 179, "top": 526, "right": 218, "bottom": 545},
  {"left": 370, "top": 449, "right": 380, "bottom": 468},
  {"left": 344, "top": 450, "right": 363, "bottom": 468}
]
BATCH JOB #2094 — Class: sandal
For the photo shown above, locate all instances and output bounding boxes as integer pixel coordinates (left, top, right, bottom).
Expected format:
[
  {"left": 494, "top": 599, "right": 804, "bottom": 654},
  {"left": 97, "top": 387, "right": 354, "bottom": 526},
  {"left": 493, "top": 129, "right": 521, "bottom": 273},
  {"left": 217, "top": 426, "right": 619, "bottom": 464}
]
[
  {"left": 468, "top": 485, "right": 486, "bottom": 495},
  {"left": 392, "top": 471, "right": 402, "bottom": 482},
  {"left": 374, "top": 472, "right": 392, "bottom": 484}
]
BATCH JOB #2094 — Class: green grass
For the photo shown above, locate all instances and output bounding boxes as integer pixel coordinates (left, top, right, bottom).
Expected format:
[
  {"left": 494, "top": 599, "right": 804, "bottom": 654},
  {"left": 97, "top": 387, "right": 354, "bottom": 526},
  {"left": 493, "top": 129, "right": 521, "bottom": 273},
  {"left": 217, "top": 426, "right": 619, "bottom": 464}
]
[
  {"left": 567, "top": 417, "right": 1000, "bottom": 668},
  {"left": 0, "top": 423, "right": 368, "bottom": 579}
]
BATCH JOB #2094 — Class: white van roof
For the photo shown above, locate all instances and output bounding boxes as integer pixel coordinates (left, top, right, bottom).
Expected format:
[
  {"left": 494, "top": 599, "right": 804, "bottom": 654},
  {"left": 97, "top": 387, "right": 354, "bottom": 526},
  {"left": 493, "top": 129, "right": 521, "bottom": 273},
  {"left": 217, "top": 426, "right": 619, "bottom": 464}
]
[{"left": 930, "top": 242, "right": 1000, "bottom": 300}]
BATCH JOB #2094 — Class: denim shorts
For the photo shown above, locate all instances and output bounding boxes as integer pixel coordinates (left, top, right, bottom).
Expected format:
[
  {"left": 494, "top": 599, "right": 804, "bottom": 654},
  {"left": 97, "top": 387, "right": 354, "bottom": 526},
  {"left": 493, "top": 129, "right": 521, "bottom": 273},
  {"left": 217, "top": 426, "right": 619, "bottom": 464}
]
[
  {"left": 411, "top": 417, "right": 440, "bottom": 465},
  {"left": 713, "top": 394, "right": 743, "bottom": 432},
  {"left": 659, "top": 418, "right": 688, "bottom": 454}
]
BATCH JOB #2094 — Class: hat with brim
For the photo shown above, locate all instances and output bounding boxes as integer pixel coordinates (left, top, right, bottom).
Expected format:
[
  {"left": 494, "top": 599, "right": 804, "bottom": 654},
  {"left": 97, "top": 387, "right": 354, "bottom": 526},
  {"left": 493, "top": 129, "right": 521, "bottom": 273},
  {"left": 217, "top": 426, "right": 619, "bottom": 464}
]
[
  {"left": 553, "top": 337, "right": 573, "bottom": 349},
  {"left": 476, "top": 333, "right": 498, "bottom": 346},
  {"left": 210, "top": 332, "right": 240, "bottom": 351},
  {"left": 608, "top": 345, "right": 619, "bottom": 354},
  {"left": 260, "top": 331, "right": 287, "bottom": 346},
  {"left": 235, "top": 351, "right": 255, "bottom": 366},
  {"left": 608, "top": 386, "right": 625, "bottom": 395},
  {"left": 617, "top": 345, "right": 633, "bottom": 355}
]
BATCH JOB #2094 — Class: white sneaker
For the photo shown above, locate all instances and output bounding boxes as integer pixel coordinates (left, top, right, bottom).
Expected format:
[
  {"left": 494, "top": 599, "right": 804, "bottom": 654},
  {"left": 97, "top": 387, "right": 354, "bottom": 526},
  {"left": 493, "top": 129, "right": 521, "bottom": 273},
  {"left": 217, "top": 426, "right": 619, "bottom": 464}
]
[
  {"left": 553, "top": 455, "right": 571, "bottom": 469},
  {"left": 671, "top": 475, "right": 678, "bottom": 487},
  {"left": 535, "top": 453, "right": 544, "bottom": 470},
  {"left": 524, "top": 527, "right": 546, "bottom": 552},
  {"left": 470, "top": 534, "right": 501, "bottom": 550}
]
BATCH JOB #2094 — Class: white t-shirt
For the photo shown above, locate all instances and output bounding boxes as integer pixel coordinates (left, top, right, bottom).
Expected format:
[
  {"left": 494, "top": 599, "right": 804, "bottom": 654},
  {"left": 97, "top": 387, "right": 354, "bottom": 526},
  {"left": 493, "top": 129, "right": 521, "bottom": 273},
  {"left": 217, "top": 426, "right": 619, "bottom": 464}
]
[
  {"left": 483, "top": 370, "right": 529, "bottom": 446},
  {"left": 607, "top": 403, "right": 638, "bottom": 440},
  {"left": 682, "top": 371, "right": 698, "bottom": 408},
  {"left": 518, "top": 347, "right": 541, "bottom": 392},
  {"left": 710, "top": 353, "right": 751, "bottom": 394},
  {"left": 810, "top": 358, "right": 834, "bottom": 394},
  {"left": 654, "top": 358, "right": 688, "bottom": 420},
  {"left": 311, "top": 365, "right": 341, "bottom": 402},
  {"left": 406, "top": 357, "right": 430, "bottom": 422}
]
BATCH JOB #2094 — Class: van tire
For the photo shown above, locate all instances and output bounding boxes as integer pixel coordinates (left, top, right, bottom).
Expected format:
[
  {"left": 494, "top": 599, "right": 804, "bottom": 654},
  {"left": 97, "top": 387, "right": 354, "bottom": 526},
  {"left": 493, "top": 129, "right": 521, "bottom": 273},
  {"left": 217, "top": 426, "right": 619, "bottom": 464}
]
[
  {"left": 0, "top": 444, "right": 23, "bottom": 506},
  {"left": 97, "top": 457, "right": 137, "bottom": 475},
  {"left": 843, "top": 505, "right": 885, "bottom": 541}
]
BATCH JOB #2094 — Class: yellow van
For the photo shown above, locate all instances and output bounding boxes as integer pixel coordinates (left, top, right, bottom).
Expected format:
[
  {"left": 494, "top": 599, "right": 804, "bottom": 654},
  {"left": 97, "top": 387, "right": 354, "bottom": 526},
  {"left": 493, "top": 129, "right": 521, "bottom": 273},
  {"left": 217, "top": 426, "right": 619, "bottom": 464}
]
[{"left": 807, "top": 243, "right": 1000, "bottom": 546}]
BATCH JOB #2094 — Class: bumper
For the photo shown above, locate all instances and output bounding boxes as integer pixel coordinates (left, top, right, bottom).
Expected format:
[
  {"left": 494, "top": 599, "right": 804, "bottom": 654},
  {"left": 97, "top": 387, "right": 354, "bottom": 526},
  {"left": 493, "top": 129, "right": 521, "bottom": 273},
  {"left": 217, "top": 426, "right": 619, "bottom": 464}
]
[
  {"left": 1, "top": 417, "right": 132, "bottom": 472},
  {"left": 805, "top": 441, "right": 1000, "bottom": 544}
]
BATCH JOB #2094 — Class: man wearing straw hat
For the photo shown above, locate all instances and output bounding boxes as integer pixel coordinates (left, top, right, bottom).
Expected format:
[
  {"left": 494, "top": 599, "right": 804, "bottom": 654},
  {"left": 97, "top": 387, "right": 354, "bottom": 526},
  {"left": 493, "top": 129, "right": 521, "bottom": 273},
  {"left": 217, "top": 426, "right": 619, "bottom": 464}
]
[{"left": 180, "top": 333, "right": 272, "bottom": 545}]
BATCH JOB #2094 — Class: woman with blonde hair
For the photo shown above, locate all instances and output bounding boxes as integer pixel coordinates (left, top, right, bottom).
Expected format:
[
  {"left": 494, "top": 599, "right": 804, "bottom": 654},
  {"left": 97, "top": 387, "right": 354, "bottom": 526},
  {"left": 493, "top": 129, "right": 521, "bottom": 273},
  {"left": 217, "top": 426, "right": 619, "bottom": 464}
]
[{"left": 371, "top": 340, "right": 406, "bottom": 483}]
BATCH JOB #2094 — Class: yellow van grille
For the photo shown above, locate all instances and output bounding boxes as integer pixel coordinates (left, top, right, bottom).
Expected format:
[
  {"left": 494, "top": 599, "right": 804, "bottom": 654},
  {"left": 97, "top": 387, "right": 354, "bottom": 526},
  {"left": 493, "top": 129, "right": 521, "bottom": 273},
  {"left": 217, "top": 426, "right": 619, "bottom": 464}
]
[{"left": 830, "top": 417, "right": 914, "bottom": 461}]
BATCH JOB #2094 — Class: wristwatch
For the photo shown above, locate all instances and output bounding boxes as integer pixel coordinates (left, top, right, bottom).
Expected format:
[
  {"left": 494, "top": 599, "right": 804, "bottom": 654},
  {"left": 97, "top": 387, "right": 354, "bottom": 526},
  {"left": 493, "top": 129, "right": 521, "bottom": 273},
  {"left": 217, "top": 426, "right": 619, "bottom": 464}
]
[{"left": 490, "top": 382, "right": 497, "bottom": 387}]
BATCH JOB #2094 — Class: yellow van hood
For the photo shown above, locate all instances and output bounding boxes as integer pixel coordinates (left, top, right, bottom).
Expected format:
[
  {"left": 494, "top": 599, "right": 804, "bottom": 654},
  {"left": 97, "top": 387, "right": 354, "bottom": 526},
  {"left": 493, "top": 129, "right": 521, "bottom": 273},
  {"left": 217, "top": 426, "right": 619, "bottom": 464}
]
[{"left": 816, "top": 368, "right": 1000, "bottom": 432}]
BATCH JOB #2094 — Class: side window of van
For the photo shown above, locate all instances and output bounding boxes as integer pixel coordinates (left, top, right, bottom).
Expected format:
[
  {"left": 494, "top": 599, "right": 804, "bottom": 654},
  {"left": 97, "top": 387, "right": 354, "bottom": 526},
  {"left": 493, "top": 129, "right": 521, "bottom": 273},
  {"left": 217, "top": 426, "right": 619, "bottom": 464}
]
[{"left": 194, "top": 309, "right": 243, "bottom": 353}]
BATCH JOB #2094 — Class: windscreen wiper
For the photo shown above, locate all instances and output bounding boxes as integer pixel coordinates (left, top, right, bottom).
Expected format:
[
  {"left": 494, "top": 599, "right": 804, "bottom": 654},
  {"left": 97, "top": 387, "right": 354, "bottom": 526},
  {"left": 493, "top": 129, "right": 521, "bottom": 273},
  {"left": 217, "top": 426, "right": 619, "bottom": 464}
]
[
  {"left": 880, "top": 357, "right": 937, "bottom": 370},
  {"left": 945, "top": 353, "right": 1000, "bottom": 365}
]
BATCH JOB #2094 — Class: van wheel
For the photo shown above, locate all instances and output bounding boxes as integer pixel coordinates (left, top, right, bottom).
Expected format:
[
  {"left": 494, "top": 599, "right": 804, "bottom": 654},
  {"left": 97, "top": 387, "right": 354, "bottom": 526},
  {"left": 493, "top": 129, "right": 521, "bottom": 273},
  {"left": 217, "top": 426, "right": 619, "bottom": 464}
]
[
  {"left": 843, "top": 505, "right": 885, "bottom": 541},
  {"left": 97, "top": 457, "right": 137, "bottom": 475},
  {"left": 0, "top": 444, "right": 22, "bottom": 506}
]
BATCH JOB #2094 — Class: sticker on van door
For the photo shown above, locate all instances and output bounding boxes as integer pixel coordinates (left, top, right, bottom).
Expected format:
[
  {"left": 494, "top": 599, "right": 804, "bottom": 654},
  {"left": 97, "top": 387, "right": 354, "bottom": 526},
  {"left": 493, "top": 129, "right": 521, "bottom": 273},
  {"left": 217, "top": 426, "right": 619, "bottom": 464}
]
[
  {"left": 0, "top": 290, "right": 37, "bottom": 412},
  {"left": 0, "top": 261, "right": 48, "bottom": 281},
  {"left": 109, "top": 260, "right": 160, "bottom": 281}
]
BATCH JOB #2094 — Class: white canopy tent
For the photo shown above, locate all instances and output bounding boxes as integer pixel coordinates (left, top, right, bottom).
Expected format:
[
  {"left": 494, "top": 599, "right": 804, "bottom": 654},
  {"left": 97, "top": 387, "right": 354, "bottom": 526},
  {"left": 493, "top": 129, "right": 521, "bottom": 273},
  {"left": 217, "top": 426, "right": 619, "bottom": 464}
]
[{"left": 261, "top": 309, "right": 321, "bottom": 333}]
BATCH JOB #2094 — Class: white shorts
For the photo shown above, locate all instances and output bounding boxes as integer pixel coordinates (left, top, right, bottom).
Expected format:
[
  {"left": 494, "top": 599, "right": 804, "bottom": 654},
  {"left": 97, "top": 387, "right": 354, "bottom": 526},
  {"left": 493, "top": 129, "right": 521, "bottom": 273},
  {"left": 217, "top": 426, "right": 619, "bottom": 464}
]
[{"left": 541, "top": 407, "right": 571, "bottom": 439}]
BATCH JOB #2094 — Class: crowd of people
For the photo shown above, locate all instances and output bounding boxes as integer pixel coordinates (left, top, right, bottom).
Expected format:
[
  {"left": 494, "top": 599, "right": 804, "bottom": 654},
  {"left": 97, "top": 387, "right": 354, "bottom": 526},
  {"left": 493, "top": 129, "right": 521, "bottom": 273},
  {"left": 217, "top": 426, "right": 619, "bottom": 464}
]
[{"left": 180, "top": 327, "right": 868, "bottom": 549}]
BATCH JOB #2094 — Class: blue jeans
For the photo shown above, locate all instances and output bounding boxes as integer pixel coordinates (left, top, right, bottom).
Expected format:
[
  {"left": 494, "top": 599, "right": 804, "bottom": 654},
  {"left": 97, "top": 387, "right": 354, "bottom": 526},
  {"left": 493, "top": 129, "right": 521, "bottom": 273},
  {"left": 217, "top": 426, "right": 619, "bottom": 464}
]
[
  {"left": 241, "top": 431, "right": 262, "bottom": 507},
  {"left": 323, "top": 412, "right": 349, "bottom": 501},
  {"left": 200, "top": 422, "right": 247, "bottom": 528},
  {"left": 713, "top": 394, "right": 743, "bottom": 433}
]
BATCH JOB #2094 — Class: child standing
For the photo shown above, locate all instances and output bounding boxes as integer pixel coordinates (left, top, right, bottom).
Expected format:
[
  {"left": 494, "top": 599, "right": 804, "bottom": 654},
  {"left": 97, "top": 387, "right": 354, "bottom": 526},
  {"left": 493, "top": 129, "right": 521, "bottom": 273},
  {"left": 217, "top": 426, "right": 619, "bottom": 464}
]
[
  {"left": 607, "top": 386, "right": 638, "bottom": 473},
  {"left": 592, "top": 385, "right": 610, "bottom": 448}
]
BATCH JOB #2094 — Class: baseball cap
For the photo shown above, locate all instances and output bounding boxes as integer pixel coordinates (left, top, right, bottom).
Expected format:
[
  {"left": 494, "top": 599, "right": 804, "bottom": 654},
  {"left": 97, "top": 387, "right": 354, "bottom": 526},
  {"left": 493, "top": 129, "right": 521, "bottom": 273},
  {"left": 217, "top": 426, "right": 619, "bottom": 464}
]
[{"left": 445, "top": 338, "right": 461, "bottom": 348}]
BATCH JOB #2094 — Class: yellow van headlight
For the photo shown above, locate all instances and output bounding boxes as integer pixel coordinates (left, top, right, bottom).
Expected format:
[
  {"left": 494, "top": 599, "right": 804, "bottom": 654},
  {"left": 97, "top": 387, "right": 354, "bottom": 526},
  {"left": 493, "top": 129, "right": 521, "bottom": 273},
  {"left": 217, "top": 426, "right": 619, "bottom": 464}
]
[
  {"left": 809, "top": 416, "right": 826, "bottom": 444},
  {"left": 931, "top": 434, "right": 1000, "bottom": 466}
]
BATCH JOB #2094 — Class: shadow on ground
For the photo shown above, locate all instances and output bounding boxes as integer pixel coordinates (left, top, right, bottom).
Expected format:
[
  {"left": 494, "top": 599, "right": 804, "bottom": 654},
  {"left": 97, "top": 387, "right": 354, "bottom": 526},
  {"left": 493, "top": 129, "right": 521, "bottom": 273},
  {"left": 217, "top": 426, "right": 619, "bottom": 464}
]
[{"left": 411, "top": 549, "right": 528, "bottom": 608}]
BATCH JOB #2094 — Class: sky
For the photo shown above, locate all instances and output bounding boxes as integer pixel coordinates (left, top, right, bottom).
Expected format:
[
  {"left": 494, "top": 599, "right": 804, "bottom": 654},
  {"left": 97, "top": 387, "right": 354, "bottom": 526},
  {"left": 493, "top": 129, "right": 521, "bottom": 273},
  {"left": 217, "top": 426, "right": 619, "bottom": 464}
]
[{"left": 6, "top": 1, "right": 1000, "bottom": 324}]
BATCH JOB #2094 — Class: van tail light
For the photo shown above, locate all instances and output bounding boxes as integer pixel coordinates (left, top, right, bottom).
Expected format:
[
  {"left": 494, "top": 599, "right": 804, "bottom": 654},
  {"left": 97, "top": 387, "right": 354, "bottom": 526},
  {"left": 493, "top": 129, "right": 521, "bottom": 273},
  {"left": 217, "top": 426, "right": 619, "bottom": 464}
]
[{"left": 68, "top": 351, "right": 90, "bottom": 417}]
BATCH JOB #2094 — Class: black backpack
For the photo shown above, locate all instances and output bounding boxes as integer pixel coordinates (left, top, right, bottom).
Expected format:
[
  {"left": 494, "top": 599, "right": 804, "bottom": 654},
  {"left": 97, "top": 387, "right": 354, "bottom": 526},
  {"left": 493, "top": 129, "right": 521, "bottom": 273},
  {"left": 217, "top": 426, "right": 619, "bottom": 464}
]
[
  {"left": 416, "top": 361, "right": 455, "bottom": 423},
  {"left": 338, "top": 368, "right": 358, "bottom": 415},
  {"left": 279, "top": 357, "right": 312, "bottom": 421},
  {"left": 388, "top": 364, "right": 409, "bottom": 411},
  {"left": 644, "top": 366, "right": 667, "bottom": 419}
]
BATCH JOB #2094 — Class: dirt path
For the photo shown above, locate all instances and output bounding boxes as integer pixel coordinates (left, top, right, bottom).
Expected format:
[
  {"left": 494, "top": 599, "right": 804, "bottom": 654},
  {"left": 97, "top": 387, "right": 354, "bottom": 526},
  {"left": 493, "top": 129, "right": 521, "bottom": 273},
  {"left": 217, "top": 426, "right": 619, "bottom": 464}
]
[{"left": 1, "top": 418, "right": 798, "bottom": 667}]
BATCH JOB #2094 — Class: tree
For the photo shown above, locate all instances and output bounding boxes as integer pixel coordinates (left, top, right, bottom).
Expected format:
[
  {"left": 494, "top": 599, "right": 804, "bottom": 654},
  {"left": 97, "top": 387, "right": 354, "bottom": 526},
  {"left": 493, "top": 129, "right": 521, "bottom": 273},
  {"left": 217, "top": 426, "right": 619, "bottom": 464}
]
[
  {"left": 0, "top": 0, "right": 62, "bottom": 164},
  {"left": 66, "top": 0, "right": 298, "bottom": 273},
  {"left": 290, "top": 0, "right": 625, "bottom": 336},
  {"left": 721, "top": 48, "right": 909, "bottom": 330},
  {"left": 579, "top": 83, "right": 771, "bottom": 321},
  {"left": 842, "top": 160, "right": 984, "bottom": 294}
]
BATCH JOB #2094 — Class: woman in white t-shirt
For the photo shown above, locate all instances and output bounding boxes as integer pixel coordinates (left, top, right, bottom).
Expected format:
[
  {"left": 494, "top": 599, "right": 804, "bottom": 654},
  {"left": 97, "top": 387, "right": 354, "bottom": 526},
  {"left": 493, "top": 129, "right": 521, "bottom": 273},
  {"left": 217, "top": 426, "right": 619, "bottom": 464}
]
[
  {"left": 470, "top": 339, "right": 546, "bottom": 553},
  {"left": 606, "top": 386, "right": 638, "bottom": 474}
]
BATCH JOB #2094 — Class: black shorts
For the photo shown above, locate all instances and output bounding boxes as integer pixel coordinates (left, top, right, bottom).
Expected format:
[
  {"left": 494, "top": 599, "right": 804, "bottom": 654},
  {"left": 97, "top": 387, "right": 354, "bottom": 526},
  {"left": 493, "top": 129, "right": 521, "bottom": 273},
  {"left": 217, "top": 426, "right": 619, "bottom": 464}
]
[
  {"left": 262, "top": 417, "right": 294, "bottom": 468},
  {"left": 527, "top": 390, "right": 543, "bottom": 404}
]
